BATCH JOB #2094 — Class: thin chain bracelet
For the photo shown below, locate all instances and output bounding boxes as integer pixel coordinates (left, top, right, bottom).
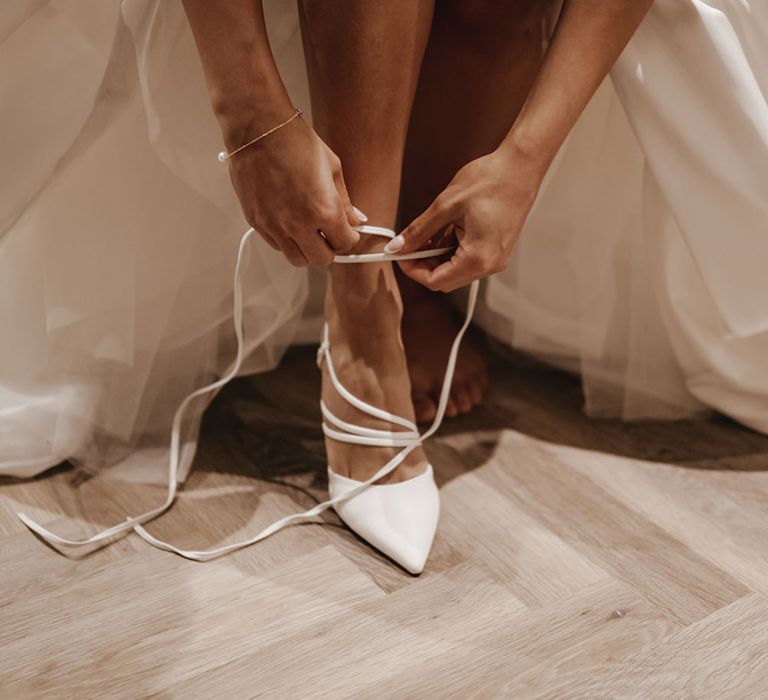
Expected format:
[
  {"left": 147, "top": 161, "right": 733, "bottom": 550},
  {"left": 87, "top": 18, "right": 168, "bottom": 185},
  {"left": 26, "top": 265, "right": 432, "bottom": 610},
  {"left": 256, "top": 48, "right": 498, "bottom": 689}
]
[{"left": 217, "top": 107, "right": 303, "bottom": 162}]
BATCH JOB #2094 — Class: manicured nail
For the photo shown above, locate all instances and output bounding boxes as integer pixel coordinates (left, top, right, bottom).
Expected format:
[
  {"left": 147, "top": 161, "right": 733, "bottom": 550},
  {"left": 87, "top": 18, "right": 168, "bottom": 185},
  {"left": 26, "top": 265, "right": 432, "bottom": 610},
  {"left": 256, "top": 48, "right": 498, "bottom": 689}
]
[
  {"left": 352, "top": 206, "right": 368, "bottom": 222},
  {"left": 384, "top": 234, "right": 405, "bottom": 254}
]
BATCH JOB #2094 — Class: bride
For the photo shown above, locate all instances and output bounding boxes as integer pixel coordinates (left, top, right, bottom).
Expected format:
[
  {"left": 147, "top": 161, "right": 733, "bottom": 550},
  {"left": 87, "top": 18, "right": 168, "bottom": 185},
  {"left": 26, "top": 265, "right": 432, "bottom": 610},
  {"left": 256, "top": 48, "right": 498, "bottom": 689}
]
[{"left": 2, "top": 0, "right": 766, "bottom": 573}]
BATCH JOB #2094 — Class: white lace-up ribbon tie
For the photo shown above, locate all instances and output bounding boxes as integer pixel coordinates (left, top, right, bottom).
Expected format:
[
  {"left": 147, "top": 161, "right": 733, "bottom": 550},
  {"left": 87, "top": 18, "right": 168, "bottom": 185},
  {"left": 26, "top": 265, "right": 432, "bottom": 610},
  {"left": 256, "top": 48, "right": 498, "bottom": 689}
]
[{"left": 17, "top": 225, "right": 479, "bottom": 561}]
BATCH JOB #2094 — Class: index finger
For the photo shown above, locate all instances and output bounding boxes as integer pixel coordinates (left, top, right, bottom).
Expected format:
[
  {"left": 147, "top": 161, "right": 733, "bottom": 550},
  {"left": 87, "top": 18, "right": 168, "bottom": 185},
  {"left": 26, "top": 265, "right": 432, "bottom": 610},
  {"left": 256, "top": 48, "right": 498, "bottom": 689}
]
[
  {"left": 399, "top": 246, "right": 481, "bottom": 292},
  {"left": 385, "top": 195, "right": 460, "bottom": 254}
]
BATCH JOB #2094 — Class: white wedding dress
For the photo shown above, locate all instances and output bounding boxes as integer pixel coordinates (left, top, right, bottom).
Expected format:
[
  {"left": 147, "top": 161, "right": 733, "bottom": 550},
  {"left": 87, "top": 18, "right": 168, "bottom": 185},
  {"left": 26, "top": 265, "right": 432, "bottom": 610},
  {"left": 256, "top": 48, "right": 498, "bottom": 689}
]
[{"left": 1, "top": 0, "right": 766, "bottom": 488}]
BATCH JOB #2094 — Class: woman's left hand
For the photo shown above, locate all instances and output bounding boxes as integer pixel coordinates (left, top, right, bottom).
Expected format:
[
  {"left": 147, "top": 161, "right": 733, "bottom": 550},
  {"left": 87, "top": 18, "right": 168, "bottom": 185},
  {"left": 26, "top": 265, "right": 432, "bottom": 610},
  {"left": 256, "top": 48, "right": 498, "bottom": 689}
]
[{"left": 387, "top": 146, "right": 546, "bottom": 292}]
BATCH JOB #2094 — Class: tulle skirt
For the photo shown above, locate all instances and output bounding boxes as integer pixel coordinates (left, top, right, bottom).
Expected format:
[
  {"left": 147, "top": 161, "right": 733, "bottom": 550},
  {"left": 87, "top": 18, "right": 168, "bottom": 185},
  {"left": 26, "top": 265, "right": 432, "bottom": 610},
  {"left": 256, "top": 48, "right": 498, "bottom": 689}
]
[
  {"left": 483, "top": 0, "right": 768, "bottom": 429},
  {"left": 1, "top": 0, "right": 766, "bottom": 484}
]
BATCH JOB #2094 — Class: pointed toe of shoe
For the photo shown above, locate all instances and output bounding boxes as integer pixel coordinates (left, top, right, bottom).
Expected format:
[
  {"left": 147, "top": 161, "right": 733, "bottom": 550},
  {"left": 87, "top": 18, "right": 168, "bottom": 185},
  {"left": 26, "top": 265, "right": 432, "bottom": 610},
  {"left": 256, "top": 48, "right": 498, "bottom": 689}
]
[
  {"left": 328, "top": 464, "right": 440, "bottom": 575},
  {"left": 391, "top": 541, "right": 431, "bottom": 576}
]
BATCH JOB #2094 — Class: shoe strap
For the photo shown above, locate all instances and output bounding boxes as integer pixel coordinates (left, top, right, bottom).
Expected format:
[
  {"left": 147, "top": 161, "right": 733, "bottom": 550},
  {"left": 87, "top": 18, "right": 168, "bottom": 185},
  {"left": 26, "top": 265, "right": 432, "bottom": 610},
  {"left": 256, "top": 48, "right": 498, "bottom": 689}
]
[
  {"left": 332, "top": 225, "right": 454, "bottom": 264},
  {"left": 17, "top": 225, "right": 478, "bottom": 561},
  {"left": 321, "top": 401, "right": 420, "bottom": 447},
  {"left": 317, "top": 323, "right": 418, "bottom": 434}
]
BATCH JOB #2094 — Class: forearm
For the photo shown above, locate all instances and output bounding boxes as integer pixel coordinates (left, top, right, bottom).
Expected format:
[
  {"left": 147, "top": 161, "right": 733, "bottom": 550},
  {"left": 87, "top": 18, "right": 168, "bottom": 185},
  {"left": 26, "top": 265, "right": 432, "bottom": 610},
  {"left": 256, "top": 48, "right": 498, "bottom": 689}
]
[
  {"left": 181, "top": 0, "right": 294, "bottom": 147},
  {"left": 499, "top": 0, "right": 654, "bottom": 172}
]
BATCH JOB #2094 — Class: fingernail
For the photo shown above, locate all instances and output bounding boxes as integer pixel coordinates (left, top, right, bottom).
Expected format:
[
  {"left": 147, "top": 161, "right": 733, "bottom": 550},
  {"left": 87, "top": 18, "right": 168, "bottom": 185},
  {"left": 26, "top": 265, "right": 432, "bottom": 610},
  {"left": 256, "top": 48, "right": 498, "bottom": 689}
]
[
  {"left": 352, "top": 206, "right": 368, "bottom": 222},
  {"left": 384, "top": 234, "right": 405, "bottom": 254}
]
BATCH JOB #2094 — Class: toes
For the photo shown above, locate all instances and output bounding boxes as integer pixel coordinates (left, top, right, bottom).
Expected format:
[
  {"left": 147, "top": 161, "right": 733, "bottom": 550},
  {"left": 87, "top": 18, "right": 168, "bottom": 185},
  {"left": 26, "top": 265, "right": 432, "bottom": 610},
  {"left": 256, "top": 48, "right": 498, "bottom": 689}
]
[
  {"left": 468, "top": 375, "right": 485, "bottom": 407},
  {"left": 448, "top": 375, "right": 487, "bottom": 417},
  {"left": 413, "top": 395, "right": 437, "bottom": 423},
  {"left": 446, "top": 397, "right": 459, "bottom": 417},
  {"left": 454, "top": 387, "right": 474, "bottom": 414}
]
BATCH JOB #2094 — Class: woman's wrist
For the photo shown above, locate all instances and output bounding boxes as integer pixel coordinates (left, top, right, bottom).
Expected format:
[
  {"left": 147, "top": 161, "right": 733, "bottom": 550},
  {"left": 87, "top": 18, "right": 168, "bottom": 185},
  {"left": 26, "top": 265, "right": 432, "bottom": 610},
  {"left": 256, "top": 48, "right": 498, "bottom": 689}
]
[
  {"left": 208, "top": 68, "right": 295, "bottom": 150},
  {"left": 215, "top": 97, "right": 297, "bottom": 151},
  {"left": 497, "top": 119, "right": 561, "bottom": 179},
  {"left": 494, "top": 130, "right": 554, "bottom": 193}
]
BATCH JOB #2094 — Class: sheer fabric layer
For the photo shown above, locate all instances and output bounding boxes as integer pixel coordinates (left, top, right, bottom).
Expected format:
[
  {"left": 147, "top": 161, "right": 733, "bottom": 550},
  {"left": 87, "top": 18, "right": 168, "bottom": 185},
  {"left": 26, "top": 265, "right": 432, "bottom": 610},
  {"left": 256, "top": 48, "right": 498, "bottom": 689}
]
[
  {"left": 482, "top": 0, "right": 768, "bottom": 432},
  {"left": 1, "top": 0, "right": 766, "bottom": 488},
  {"left": 0, "top": 1, "right": 308, "bottom": 480}
]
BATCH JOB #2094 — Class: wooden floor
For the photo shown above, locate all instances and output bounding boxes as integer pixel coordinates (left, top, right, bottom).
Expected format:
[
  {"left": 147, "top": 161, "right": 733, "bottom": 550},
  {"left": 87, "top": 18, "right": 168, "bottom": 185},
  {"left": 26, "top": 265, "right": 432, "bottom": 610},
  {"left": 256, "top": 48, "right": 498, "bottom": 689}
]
[{"left": 2, "top": 340, "right": 768, "bottom": 698}]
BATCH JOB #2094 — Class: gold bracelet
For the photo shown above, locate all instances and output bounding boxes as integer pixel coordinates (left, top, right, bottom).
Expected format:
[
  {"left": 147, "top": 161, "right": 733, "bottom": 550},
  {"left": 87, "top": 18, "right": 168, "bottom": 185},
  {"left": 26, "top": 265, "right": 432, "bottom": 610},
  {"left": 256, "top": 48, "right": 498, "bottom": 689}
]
[{"left": 217, "top": 107, "right": 303, "bottom": 162}]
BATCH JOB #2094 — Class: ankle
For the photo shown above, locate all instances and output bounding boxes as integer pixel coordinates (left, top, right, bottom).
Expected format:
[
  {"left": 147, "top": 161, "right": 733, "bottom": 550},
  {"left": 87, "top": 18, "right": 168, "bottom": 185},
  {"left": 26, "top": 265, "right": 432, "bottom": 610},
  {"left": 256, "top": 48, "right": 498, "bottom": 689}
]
[
  {"left": 326, "top": 255, "right": 405, "bottom": 330},
  {"left": 327, "top": 278, "right": 403, "bottom": 324}
]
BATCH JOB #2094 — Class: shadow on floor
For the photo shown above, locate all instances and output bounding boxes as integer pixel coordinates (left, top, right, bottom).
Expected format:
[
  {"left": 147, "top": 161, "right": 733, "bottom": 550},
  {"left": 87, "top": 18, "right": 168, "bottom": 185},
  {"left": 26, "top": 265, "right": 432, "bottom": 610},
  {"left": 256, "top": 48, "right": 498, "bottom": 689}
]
[
  {"left": 208, "top": 342, "right": 768, "bottom": 484},
  {"left": 3, "top": 337, "right": 766, "bottom": 566}
]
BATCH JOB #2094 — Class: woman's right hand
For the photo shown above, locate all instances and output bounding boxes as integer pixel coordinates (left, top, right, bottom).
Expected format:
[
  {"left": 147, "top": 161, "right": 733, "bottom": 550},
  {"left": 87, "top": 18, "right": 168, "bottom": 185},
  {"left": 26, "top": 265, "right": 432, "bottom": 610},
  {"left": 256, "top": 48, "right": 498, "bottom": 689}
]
[{"left": 224, "top": 113, "right": 365, "bottom": 267}]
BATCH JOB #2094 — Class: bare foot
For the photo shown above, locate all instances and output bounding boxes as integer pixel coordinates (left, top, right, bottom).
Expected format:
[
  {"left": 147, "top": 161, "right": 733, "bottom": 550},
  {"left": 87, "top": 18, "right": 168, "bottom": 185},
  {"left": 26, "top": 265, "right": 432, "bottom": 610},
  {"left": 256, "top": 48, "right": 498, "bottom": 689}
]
[
  {"left": 401, "top": 284, "right": 488, "bottom": 423},
  {"left": 322, "top": 240, "right": 428, "bottom": 485}
]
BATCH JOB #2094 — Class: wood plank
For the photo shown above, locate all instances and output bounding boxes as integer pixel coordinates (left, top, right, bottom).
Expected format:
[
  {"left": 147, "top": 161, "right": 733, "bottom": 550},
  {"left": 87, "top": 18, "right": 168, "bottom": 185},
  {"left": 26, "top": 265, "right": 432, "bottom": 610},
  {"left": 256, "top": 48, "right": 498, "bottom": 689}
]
[
  {"left": 568, "top": 446, "right": 768, "bottom": 597},
  {"left": 390, "top": 578, "right": 679, "bottom": 699},
  {"left": 437, "top": 460, "right": 608, "bottom": 606},
  {"left": 172, "top": 564, "right": 526, "bottom": 698},
  {"left": 564, "top": 593, "right": 768, "bottom": 698},
  {"left": 2, "top": 546, "right": 385, "bottom": 698},
  {"left": 484, "top": 431, "right": 750, "bottom": 624}
]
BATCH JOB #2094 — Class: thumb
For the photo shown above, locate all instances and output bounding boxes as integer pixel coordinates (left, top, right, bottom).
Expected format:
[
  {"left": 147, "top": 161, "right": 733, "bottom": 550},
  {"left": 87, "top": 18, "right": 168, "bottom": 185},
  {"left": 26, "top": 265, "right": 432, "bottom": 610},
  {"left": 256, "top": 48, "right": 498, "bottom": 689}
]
[{"left": 384, "top": 194, "right": 458, "bottom": 254}]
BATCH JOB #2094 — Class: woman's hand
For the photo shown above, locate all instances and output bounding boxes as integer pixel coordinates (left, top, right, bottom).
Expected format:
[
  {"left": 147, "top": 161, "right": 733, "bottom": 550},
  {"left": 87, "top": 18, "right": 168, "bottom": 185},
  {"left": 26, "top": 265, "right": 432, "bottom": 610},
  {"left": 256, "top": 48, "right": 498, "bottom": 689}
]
[
  {"left": 389, "top": 145, "right": 545, "bottom": 291},
  {"left": 225, "top": 114, "right": 364, "bottom": 266},
  {"left": 181, "top": 0, "right": 364, "bottom": 267},
  {"left": 386, "top": 0, "right": 655, "bottom": 291}
]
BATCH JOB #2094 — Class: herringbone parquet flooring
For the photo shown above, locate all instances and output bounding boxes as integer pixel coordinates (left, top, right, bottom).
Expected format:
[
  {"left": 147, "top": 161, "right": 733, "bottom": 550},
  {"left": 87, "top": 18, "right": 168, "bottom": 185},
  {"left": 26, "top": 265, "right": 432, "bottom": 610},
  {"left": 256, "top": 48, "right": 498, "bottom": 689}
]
[{"left": 2, "top": 343, "right": 767, "bottom": 698}]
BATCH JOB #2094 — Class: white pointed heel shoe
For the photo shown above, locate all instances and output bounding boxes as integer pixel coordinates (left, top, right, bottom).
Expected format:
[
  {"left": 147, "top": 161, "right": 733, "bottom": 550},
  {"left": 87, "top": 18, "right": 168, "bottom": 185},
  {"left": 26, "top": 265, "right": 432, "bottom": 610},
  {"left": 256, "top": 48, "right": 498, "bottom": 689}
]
[
  {"left": 317, "top": 320, "right": 440, "bottom": 574},
  {"left": 16, "top": 225, "right": 478, "bottom": 573},
  {"left": 315, "top": 225, "right": 477, "bottom": 574},
  {"left": 328, "top": 465, "right": 439, "bottom": 575}
]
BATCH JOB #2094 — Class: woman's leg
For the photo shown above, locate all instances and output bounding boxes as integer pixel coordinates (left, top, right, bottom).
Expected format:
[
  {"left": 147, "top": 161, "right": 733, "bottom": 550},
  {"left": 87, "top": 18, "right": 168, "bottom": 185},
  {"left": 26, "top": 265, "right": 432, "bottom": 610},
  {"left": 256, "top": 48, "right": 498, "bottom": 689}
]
[
  {"left": 298, "top": 0, "right": 434, "bottom": 483},
  {"left": 399, "top": 0, "right": 551, "bottom": 421}
]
